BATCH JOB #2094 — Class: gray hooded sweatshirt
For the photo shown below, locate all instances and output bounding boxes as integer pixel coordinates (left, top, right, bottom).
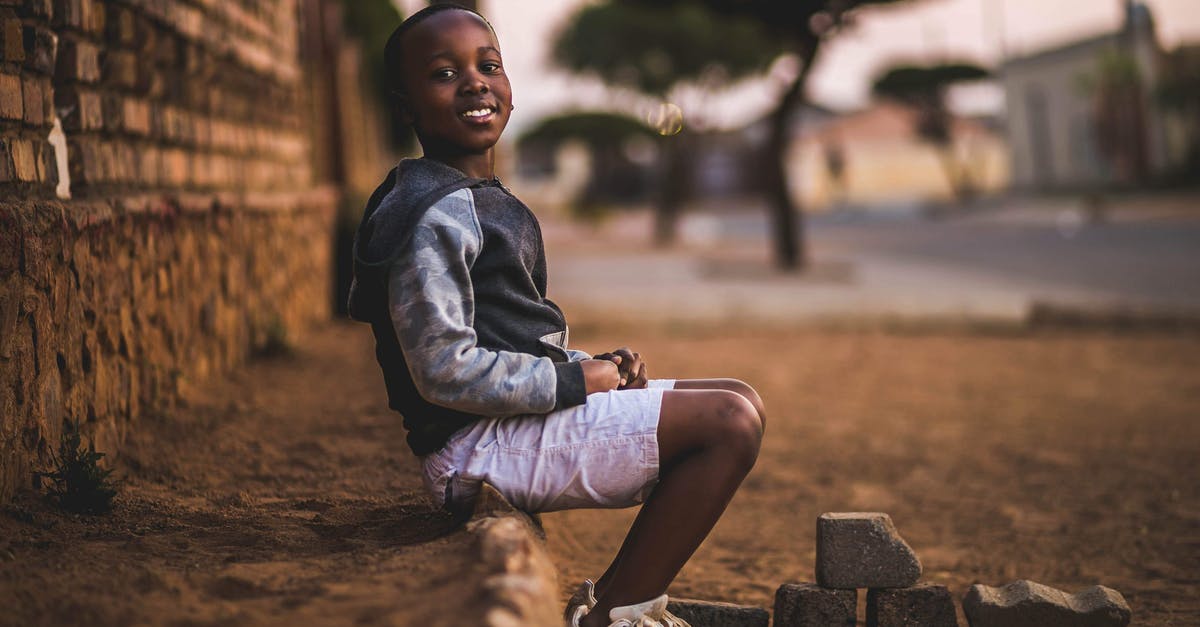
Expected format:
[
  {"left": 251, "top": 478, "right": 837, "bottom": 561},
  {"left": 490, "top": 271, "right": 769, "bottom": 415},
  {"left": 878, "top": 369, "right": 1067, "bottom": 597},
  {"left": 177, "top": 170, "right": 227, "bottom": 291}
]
[{"left": 348, "top": 158, "right": 588, "bottom": 456}]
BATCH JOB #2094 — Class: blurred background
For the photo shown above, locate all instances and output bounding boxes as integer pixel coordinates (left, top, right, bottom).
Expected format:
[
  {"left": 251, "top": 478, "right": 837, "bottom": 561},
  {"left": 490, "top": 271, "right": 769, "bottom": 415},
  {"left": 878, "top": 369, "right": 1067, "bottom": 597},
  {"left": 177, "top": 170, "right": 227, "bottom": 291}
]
[
  {"left": 2, "top": 1, "right": 1196, "bottom": 624},
  {"left": 326, "top": 0, "right": 1200, "bottom": 325}
]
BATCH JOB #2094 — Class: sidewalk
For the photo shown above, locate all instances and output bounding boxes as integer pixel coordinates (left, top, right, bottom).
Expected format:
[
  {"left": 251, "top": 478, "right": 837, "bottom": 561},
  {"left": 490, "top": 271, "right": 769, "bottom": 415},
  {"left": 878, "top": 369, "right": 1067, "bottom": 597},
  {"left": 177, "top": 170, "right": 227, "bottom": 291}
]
[{"left": 541, "top": 205, "right": 1200, "bottom": 326}]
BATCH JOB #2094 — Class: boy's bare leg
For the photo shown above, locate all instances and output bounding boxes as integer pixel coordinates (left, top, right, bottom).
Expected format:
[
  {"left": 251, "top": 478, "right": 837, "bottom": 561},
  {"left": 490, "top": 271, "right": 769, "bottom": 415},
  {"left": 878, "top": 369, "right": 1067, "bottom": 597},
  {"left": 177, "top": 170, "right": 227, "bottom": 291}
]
[
  {"left": 674, "top": 378, "right": 766, "bottom": 431},
  {"left": 589, "top": 379, "right": 765, "bottom": 603},
  {"left": 578, "top": 389, "right": 763, "bottom": 627}
]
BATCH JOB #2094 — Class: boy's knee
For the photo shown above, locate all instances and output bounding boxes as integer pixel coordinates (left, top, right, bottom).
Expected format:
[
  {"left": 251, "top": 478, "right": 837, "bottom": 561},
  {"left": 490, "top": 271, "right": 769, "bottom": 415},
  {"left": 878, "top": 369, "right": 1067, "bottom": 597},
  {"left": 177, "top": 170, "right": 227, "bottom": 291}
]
[
  {"left": 709, "top": 390, "right": 762, "bottom": 468},
  {"left": 725, "top": 378, "right": 766, "bottom": 431}
]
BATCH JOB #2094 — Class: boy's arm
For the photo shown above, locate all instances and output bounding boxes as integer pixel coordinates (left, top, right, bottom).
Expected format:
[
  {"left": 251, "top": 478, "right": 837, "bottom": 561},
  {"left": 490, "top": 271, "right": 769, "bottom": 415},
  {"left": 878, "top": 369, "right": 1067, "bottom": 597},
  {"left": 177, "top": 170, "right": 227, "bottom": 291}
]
[{"left": 387, "top": 190, "right": 586, "bottom": 416}]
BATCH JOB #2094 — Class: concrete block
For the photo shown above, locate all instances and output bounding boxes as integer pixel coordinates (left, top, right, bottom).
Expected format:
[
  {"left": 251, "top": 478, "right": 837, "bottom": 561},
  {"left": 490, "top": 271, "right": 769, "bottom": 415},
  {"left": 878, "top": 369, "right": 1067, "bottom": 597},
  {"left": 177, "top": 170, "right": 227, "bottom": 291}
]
[
  {"left": 0, "top": 73, "right": 21, "bottom": 120},
  {"left": 867, "top": 583, "right": 957, "bottom": 627},
  {"left": 963, "top": 580, "right": 1130, "bottom": 627},
  {"left": 774, "top": 583, "right": 856, "bottom": 627},
  {"left": 665, "top": 599, "right": 769, "bottom": 627},
  {"left": 816, "top": 512, "right": 922, "bottom": 589}
]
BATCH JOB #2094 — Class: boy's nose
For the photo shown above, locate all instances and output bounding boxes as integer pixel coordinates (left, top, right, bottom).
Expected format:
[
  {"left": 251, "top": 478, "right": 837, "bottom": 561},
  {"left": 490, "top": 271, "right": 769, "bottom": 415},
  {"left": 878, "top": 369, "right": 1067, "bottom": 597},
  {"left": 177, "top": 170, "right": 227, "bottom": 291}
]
[{"left": 461, "top": 75, "right": 489, "bottom": 95}]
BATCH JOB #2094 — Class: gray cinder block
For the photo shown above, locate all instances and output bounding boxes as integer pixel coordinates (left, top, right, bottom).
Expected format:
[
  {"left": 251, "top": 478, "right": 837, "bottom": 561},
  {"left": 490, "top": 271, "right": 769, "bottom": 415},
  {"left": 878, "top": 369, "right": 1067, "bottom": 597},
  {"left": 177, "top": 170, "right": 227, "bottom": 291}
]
[
  {"left": 962, "top": 580, "right": 1131, "bottom": 627},
  {"left": 665, "top": 599, "right": 769, "bottom": 627},
  {"left": 816, "top": 512, "right": 922, "bottom": 589},
  {"left": 867, "top": 583, "right": 957, "bottom": 627},
  {"left": 773, "top": 583, "right": 856, "bottom": 627}
]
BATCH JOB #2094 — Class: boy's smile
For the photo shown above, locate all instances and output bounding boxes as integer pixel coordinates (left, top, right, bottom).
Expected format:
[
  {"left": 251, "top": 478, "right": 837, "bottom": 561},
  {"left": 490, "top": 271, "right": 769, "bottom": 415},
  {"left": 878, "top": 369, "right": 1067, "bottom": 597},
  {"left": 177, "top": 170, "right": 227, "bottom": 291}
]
[{"left": 398, "top": 10, "right": 512, "bottom": 177}]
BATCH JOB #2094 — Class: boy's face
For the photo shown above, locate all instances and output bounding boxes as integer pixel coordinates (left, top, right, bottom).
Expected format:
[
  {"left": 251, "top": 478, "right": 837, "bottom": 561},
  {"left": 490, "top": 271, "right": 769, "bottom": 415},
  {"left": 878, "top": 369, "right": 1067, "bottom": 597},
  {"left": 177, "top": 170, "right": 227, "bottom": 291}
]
[{"left": 399, "top": 11, "right": 512, "bottom": 158}]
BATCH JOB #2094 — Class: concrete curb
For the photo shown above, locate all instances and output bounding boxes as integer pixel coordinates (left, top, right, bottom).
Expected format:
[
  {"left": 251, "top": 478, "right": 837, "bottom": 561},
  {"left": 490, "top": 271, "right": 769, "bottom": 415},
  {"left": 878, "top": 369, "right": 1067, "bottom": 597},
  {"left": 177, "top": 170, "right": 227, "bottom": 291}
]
[
  {"left": 465, "top": 484, "right": 560, "bottom": 627},
  {"left": 1027, "top": 301, "right": 1200, "bottom": 332}
]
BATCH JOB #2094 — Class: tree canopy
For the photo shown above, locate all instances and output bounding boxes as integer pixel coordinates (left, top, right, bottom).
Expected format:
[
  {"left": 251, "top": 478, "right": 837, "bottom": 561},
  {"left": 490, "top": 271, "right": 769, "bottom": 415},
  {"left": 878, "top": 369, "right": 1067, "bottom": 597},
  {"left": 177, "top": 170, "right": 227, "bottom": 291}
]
[
  {"left": 871, "top": 63, "right": 990, "bottom": 105},
  {"left": 553, "top": 0, "right": 918, "bottom": 268},
  {"left": 553, "top": 3, "right": 782, "bottom": 97},
  {"left": 518, "top": 112, "right": 658, "bottom": 150}
]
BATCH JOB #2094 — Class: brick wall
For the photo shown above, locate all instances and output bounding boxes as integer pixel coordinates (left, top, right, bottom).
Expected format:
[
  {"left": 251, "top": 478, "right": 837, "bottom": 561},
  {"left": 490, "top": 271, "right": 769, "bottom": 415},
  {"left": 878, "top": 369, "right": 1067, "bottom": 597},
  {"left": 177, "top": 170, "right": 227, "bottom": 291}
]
[{"left": 0, "top": 0, "right": 337, "bottom": 503}]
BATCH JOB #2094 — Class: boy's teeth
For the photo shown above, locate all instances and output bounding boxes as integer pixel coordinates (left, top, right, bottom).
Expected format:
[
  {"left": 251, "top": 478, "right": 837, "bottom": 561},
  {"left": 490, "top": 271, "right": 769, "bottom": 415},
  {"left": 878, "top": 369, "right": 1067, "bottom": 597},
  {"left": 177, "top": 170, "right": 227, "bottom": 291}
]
[{"left": 463, "top": 108, "right": 492, "bottom": 117}]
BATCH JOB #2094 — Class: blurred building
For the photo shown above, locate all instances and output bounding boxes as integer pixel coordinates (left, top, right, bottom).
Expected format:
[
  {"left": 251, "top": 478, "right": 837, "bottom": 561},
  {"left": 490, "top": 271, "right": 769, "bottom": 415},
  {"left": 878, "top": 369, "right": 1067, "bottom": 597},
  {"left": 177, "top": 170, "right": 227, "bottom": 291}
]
[
  {"left": 789, "top": 102, "right": 1009, "bottom": 211},
  {"left": 1002, "top": 0, "right": 1183, "bottom": 190}
]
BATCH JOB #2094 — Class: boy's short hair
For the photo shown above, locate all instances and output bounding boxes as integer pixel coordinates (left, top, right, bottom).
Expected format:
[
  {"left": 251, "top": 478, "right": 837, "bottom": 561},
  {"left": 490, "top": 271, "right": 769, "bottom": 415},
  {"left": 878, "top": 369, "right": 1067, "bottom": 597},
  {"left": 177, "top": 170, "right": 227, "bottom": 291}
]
[{"left": 383, "top": 3, "right": 497, "bottom": 98}]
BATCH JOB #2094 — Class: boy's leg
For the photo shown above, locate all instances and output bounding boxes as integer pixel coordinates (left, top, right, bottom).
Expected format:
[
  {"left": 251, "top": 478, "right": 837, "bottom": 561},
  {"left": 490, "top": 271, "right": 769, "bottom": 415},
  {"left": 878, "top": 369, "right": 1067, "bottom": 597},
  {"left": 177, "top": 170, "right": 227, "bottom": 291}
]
[
  {"left": 589, "top": 379, "right": 766, "bottom": 604},
  {"left": 579, "top": 389, "right": 763, "bottom": 627},
  {"left": 673, "top": 379, "right": 766, "bottom": 431}
]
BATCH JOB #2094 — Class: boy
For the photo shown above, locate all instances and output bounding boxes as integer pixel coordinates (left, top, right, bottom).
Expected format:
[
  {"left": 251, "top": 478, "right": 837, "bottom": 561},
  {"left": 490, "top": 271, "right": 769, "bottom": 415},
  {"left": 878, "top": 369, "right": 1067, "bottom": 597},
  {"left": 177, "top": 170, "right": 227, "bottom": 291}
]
[{"left": 348, "top": 5, "right": 766, "bottom": 626}]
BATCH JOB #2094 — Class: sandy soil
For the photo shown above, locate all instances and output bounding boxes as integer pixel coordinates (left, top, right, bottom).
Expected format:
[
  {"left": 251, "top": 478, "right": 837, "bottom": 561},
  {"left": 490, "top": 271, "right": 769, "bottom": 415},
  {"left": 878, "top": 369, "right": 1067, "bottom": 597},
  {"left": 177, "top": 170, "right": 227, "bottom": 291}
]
[
  {"left": 547, "top": 321, "right": 1200, "bottom": 626},
  {"left": 0, "top": 323, "right": 476, "bottom": 627},
  {"left": 2, "top": 321, "right": 1197, "bottom": 626}
]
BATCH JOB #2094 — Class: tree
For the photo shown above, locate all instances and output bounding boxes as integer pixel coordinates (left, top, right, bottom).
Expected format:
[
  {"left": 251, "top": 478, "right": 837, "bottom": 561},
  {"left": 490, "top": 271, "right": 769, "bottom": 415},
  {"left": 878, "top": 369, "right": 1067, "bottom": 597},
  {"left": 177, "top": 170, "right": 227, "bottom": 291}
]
[
  {"left": 553, "top": 3, "right": 780, "bottom": 245},
  {"left": 1078, "top": 50, "right": 1148, "bottom": 185},
  {"left": 871, "top": 62, "right": 990, "bottom": 201},
  {"left": 555, "top": 0, "right": 909, "bottom": 270},
  {"left": 517, "top": 112, "right": 660, "bottom": 219}
]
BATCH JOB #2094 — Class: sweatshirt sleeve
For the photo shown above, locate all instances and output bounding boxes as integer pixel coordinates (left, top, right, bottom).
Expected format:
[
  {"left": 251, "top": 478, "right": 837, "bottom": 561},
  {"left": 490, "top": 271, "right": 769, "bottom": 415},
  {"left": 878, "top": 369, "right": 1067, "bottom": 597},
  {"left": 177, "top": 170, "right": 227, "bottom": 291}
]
[
  {"left": 564, "top": 348, "right": 592, "bottom": 362},
  {"left": 387, "top": 189, "right": 585, "bottom": 416}
]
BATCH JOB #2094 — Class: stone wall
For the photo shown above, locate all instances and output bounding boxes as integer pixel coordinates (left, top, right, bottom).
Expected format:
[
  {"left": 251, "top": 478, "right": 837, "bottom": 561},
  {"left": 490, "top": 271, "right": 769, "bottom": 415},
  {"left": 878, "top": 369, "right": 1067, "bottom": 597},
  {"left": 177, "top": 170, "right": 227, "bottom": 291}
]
[{"left": 0, "top": 0, "right": 337, "bottom": 503}]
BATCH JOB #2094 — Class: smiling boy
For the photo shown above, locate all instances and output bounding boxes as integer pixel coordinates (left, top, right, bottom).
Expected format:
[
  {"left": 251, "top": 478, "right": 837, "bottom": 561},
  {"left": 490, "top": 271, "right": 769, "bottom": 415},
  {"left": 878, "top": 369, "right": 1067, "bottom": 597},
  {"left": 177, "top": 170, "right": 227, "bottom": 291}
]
[{"left": 348, "top": 6, "right": 766, "bottom": 627}]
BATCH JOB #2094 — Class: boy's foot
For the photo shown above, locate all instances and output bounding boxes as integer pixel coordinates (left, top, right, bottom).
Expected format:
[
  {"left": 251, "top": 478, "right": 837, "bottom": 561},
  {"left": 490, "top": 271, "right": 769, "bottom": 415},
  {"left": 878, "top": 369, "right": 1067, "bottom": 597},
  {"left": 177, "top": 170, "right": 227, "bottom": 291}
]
[{"left": 570, "top": 593, "right": 692, "bottom": 627}]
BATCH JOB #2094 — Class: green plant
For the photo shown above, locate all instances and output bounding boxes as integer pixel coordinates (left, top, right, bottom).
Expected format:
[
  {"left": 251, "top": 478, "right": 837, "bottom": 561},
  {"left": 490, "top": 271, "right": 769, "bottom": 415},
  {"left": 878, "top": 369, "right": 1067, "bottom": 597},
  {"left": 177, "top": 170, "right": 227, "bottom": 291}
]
[
  {"left": 37, "top": 422, "right": 119, "bottom": 514},
  {"left": 257, "top": 316, "right": 294, "bottom": 358}
]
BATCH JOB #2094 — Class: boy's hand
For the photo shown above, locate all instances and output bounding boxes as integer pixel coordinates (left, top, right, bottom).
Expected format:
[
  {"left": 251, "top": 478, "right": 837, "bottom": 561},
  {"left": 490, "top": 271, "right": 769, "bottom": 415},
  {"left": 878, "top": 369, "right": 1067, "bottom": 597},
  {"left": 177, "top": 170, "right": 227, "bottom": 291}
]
[
  {"left": 581, "top": 359, "right": 621, "bottom": 395},
  {"left": 594, "top": 348, "right": 648, "bottom": 390}
]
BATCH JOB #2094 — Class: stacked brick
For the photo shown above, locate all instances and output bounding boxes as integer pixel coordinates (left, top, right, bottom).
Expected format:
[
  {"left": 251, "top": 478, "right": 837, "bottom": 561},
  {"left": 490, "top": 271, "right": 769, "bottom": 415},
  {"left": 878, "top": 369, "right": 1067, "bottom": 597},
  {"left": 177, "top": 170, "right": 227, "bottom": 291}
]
[
  {"left": 0, "top": 0, "right": 58, "bottom": 195},
  {"left": 49, "top": 0, "right": 308, "bottom": 196},
  {"left": 765, "top": 513, "right": 1131, "bottom": 627},
  {"left": 0, "top": 0, "right": 337, "bottom": 505}
]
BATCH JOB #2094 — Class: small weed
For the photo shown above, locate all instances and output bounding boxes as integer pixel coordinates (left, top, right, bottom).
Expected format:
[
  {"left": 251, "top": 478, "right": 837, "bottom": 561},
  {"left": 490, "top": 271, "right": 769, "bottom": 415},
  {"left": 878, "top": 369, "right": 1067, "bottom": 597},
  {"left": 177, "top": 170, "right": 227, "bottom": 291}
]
[
  {"left": 256, "top": 316, "right": 294, "bottom": 358},
  {"left": 36, "top": 421, "right": 120, "bottom": 514}
]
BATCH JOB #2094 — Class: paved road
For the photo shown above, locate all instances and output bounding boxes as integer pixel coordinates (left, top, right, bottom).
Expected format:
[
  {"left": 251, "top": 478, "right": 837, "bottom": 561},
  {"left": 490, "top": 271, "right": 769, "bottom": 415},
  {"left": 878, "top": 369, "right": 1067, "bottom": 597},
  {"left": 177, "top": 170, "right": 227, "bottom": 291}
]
[
  {"left": 544, "top": 197, "right": 1200, "bottom": 322},
  {"left": 812, "top": 208, "right": 1200, "bottom": 310}
]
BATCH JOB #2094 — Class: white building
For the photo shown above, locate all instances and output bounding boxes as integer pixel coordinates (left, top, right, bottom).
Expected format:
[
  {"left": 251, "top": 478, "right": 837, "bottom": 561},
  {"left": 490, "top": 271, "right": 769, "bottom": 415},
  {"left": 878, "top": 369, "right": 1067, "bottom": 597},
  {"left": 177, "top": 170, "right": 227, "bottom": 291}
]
[{"left": 1002, "top": 1, "right": 1174, "bottom": 190}]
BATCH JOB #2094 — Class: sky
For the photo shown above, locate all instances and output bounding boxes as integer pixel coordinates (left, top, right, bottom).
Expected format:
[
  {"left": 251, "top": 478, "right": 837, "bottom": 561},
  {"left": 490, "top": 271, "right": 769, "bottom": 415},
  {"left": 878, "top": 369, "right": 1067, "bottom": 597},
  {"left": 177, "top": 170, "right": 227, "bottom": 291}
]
[{"left": 393, "top": 0, "right": 1200, "bottom": 132}]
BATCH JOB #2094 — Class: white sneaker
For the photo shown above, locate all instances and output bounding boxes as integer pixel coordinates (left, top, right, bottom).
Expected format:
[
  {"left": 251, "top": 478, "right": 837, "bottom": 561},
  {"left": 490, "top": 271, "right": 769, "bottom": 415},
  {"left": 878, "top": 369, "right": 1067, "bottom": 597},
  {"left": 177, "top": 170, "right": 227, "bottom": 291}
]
[
  {"left": 565, "top": 579, "right": 598, "bottom": 626},
  {"left": 566, "top": 583, "right": 691, "bottom": 627},
  {"left": 608, "top": 594, "right": 691, "bottom": 627}
]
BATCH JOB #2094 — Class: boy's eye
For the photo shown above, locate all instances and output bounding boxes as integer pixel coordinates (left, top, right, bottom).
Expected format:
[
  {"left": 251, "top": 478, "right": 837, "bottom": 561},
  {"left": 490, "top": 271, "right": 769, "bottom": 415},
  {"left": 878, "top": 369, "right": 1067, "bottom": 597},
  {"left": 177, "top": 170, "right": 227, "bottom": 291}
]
[
  {"left": 481, "top": 61, "right": 501, "bottom": 73},
  {"left": 432, "top": 68, "right": 456, "bottom": 80}
]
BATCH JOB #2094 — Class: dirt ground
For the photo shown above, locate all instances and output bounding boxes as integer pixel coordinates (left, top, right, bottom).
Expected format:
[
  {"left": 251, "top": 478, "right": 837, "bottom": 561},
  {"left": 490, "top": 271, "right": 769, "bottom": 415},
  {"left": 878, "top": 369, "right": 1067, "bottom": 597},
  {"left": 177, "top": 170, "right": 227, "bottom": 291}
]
[
  {"left": 549, "top": 320, "right": 1200, "bottom": 626},
  {"left": 1, "top": 321, "right": 1198, "bottom": 626}
]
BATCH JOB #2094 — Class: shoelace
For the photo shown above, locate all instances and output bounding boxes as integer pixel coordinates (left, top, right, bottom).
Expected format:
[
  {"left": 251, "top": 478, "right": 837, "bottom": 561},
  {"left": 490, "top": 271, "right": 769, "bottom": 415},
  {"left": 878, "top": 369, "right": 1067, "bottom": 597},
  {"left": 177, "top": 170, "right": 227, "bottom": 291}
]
[{"left": 610, "top": 610, "right": 690, "bottom": 627}]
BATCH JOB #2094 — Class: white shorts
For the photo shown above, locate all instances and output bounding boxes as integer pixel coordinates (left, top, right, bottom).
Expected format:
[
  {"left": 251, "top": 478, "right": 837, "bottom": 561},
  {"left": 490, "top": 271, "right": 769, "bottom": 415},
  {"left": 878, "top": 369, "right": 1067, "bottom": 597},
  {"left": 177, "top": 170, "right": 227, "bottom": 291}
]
[{"left": 420, "top": 379, "right": 676, "bottom": 513}]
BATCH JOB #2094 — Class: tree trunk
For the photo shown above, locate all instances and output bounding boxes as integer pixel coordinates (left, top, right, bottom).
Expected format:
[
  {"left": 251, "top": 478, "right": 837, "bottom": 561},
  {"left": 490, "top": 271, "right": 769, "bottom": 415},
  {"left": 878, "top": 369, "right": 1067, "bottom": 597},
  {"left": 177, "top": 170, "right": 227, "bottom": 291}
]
[
  {"left": 933, "top": 143, "right": 976, "bottom": 204},
  {"left": 654, "top": 132, "right": 687, "bottom": 247},
  {"left": 765, "top": 33, "right": 820, "bottom": 270}
]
